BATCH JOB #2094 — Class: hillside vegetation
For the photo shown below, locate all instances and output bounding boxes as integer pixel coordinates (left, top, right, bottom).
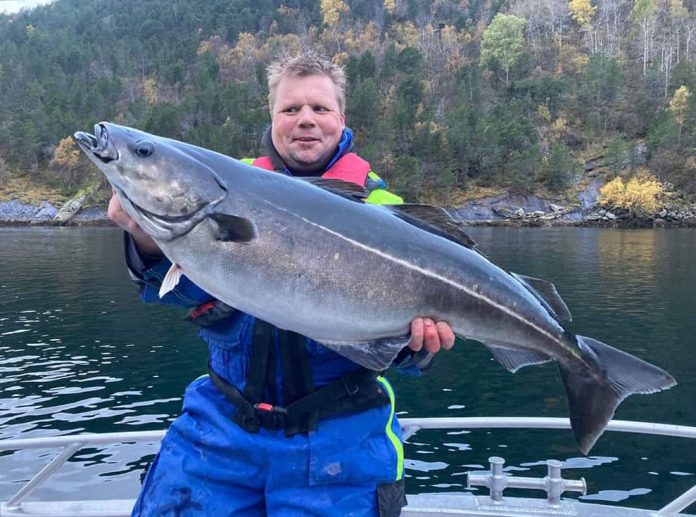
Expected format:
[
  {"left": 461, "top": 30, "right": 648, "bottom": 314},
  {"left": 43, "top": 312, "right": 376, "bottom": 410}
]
[{"left": 0, "top": 0, "right": 695, "bottom": 207}]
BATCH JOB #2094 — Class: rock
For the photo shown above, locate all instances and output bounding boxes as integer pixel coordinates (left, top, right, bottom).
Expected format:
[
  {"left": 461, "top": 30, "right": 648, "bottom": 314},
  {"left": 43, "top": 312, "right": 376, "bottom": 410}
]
[
  {"left": 0, "top": 198, "right": 57, "bottom": 221},
  {"left": 54, "top": 198, "right": 83, "bottom": 223},
  {"left": 53, "top": 182, "right": 100, "bottom": 224},
  {"left": 605, "top": 212, "right": 617, "bottom": 220},
  {"left": 531, "top": 210, "right": 545, "bottom": 217},
  {"left": 492, "top": 206, "right": 516, "bottom": 218},
  {"left": 634, "top": 143, "right": 648, "bottom": 165},
  {"left": 515, "top": 208, "right": 525, "bottom": 217},
  {"left": 549, "top": 203, "right": 564, "bottom": 212},
  {"left": 653, "top": 218, "right": 666, "bottom": 228}
]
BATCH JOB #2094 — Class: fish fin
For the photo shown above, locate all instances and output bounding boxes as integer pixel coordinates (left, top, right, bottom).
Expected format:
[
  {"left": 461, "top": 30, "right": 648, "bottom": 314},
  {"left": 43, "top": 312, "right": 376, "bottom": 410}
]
[
  {"left": 484, "top": 342, "right": 552, "bottom": 373},
  {"left": 320, "top": 334, "right": 412, "bottom": 371},
  {"left": 300, "top": 180, "right": 479, "bottom": 251},
  {"left": 511, "top": 273, "right": 573, "bottom": 324},
  {"left": 298, "top": 177, "right": 369, "bottom": 202},
  {"left": 387, "top": 204, "right": 478, "bottom": 250},
  {"left": 159, "top": 264, "right": 183, "bottom": 298},
  {"left": 209, "top": 213, "right": 257, "bottom": 242},
  {"left": 560, "top": 335, "right": 676, "bottom": 454}
]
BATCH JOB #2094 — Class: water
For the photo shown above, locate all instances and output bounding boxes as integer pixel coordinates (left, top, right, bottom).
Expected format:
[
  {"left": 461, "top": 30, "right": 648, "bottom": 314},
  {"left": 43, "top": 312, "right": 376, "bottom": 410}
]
[{"left": 0, "top": 226, "right": 694, "bottom": 510}]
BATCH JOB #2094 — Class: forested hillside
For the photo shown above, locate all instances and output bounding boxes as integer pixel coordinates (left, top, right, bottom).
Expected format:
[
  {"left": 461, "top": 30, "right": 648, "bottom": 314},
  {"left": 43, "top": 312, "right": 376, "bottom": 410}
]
[{"left": 1, "top": 0, "right": 695, "bottom": 205}]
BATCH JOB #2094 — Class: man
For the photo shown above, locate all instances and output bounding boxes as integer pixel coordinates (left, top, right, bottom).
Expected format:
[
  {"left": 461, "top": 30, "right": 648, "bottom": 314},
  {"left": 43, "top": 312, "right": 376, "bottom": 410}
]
[{"left": 110, "top": 50, "right": 455, "bottom": 516}]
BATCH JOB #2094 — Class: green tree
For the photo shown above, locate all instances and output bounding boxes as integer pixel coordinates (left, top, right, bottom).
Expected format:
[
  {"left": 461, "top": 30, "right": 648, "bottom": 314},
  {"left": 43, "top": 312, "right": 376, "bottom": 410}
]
[
  {"left": 390, "top": 155, "right": 423, "bottom": 200},
  {"left": 605, "top": 137, "right": 634, "bottom": 174},
  {"left": 480, "top": 14, "right": 527, "bottom": 86},
  {"left": 577, "top": 55, "right": 622, "bottom": 137},
  {"left": 543, "top": 143, "right": 578, "bottom": 192},
  {"left": 507, "top": 147, "right": 542, "bottom": 193},
  {"left": 347, "top": 78, "right": 381, "bottom": 138}
]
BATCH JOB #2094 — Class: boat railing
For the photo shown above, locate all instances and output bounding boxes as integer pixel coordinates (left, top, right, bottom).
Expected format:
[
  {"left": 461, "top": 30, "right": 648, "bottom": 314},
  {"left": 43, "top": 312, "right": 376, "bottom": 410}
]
[{"left": 1, "top": 417, "right": 695, "bottom": 516}]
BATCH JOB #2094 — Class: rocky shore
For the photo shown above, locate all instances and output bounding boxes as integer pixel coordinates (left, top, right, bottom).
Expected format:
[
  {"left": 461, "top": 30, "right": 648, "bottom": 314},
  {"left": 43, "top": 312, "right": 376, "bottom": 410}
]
[
  {"left": 2, "top": 195, "right": 695, "bottom": 228},
  {"left": 452, "top": 193, "right": 696, "bottom": 228},
  {"left": 0, "top": 198, "right": 112, "bottom": 227}
]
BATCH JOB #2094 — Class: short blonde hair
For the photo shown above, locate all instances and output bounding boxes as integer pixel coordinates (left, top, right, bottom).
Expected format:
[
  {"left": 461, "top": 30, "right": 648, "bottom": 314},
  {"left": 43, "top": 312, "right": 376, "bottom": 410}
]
[{"left": 267, "top": 50, "right": 346, "bottom": 113}]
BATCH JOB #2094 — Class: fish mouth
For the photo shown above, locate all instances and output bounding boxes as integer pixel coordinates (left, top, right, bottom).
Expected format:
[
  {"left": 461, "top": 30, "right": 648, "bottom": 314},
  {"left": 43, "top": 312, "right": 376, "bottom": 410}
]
[
  {"left": 114, "top": 184, "right": 213, "bottom": 240},
  {"left": 117, "top": 186, "right": 200, "bottom": 225},
  {"left": 74, "top": 124, "right": 119, "bottom": 163}
]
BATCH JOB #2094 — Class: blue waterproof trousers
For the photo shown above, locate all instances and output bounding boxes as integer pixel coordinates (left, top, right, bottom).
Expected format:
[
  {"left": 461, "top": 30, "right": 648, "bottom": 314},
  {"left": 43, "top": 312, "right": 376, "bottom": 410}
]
[{"left": 132, "top": 374, "right": 405, "bottom": 516}]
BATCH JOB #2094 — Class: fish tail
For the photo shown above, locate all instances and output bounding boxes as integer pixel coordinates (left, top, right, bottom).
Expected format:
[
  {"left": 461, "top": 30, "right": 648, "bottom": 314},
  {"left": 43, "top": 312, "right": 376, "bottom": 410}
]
[{"left": 559, "top": 334, "right": 676, "bottom": 454}]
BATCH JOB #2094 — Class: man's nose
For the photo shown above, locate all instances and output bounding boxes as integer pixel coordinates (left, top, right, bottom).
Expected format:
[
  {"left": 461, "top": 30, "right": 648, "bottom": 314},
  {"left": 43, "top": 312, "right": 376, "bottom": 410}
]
[{"left": 296, "top": 106, "right": 316, "bottom": 127}]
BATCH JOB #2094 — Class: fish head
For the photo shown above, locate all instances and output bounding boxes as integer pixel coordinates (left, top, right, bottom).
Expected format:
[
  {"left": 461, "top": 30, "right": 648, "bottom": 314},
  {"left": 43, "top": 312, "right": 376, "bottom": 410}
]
[{"left": 74, "top": 122, "right": 228, "bottom": 241}]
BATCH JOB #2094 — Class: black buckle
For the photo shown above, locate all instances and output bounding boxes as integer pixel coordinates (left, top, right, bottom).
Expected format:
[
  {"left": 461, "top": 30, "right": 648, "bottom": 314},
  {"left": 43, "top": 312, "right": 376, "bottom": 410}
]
[
  {"left": 252, "top": 402, "right": 288, "bottom": 429},
  {"left": 253, "top": 402, "right": 288, "bottom": 415},
  {"left": 342, "top": 376, "right": 360, "bottom": 396}
]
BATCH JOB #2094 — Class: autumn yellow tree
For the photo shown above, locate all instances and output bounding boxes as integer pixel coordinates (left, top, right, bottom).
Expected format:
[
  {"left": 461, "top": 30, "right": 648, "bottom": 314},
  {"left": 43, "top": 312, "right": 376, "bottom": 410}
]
[
  {"left": 599, "top": 172, "right": 664, "bottom": 212},
  {"left": 669, "top": 85, "right": 690, "bottom": 145},
  {"left": 143, "top": 77, "right": 158, "bottom": 106},
  {"left": 50, "top": 136, "right": 86, "bottom": 191},
  {"left": 569, "top": 0, "right": 596, "bottom": 30},
  {"left": 321, "top": 0, "right": 348, "bottom": 27}
]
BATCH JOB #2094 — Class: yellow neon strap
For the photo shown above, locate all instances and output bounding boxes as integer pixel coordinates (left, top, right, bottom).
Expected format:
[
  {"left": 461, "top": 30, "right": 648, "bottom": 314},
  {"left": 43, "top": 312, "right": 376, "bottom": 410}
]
[
  {"left": 376, "top": 376, "right": 404, "bottom": 481},
  {"left": 366, "top": 189, "right": 404, "bottom": 206}
]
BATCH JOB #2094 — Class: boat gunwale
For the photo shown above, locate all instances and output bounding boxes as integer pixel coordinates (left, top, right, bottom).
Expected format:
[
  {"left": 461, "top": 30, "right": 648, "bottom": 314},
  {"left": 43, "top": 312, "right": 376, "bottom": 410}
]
[{"left": 1, "top": 416, "right": 695, "bottom": 516}]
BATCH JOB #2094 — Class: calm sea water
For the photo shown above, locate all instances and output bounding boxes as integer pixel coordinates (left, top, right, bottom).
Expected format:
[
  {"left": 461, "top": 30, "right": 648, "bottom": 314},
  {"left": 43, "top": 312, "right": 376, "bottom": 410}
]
[{"left": 0, "top": 226, "right": 694, "bottom": 510}]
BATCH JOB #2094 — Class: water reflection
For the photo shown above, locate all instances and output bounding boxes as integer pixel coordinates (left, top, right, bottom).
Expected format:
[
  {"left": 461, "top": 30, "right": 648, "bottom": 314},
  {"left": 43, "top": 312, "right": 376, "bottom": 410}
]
[{"left": 0, "top": 227, "right": 694, "bottom": 509}]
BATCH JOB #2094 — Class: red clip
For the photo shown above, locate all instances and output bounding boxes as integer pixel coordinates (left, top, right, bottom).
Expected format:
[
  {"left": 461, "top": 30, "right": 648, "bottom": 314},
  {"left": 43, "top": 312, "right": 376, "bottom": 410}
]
[
  {"left": 255, "top": 402, "right": 274, "bottom": 412},
  {"left": 189, "top": 301, "right": 216, "bottom": 320}
]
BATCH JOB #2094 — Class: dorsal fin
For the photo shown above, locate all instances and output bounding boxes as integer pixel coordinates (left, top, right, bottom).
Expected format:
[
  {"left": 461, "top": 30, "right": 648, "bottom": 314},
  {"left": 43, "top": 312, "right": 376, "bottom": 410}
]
[
  {"left": 388, "top": 204, "right": 478, "bottom": 250},
  {"left": 298, "top": 178, "right": 478, "bottom": 251},
  {"left": 511, "top": 272, "right": 572, "bottom": 323},
  {"left": 298, "top": 177, "right": 368, "bottom": 202}
]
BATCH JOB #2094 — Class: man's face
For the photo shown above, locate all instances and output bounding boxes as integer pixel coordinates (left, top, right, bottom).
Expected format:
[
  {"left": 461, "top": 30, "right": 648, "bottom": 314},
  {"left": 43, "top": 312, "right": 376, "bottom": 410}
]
[{"left": 271, "top": 74, "right": 345, "bottom": 173}]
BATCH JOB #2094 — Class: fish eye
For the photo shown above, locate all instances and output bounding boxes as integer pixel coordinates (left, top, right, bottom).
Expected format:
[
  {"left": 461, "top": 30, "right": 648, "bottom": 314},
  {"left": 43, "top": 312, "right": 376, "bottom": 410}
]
[{"left": 135, "top": 141, "right": 155, "bottom": 158}]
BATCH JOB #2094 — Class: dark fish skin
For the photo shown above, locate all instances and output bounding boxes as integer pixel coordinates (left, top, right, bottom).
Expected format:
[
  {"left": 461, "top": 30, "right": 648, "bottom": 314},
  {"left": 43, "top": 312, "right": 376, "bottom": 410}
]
[{"left": 75, "top": 122, "right": 676, "bottom": 454}]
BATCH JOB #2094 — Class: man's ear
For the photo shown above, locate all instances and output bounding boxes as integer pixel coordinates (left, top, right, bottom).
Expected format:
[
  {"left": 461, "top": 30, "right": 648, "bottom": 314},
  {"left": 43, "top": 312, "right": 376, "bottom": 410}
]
[{"left": 340, "top": 112, "right": 346, "bottom": 128}]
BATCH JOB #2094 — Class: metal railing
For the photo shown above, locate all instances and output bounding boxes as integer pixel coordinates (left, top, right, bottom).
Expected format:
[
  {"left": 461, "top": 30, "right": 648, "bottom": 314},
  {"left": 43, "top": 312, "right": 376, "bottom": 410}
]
[{"left": 1, "top": 418, "right": 694, "bottom": 516}]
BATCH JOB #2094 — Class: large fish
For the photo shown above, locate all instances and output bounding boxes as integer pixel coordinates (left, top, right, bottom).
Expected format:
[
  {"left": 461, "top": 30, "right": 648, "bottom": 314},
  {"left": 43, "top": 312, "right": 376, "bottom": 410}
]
[{"left": 75, "top": 122, "right": 676, "bottom": 453}]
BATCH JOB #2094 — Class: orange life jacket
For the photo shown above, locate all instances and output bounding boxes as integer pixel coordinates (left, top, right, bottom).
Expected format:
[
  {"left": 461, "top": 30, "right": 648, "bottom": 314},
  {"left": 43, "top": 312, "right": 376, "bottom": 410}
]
[{"left": 251, "top": 152, "right": 371, "bottom": 187}]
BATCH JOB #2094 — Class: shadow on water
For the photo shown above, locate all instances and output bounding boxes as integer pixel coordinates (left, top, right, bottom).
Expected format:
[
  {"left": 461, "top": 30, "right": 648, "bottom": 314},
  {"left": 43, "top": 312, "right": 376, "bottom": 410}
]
[{"left": 0, "top": 227, "right": 694, "bottom": 509}]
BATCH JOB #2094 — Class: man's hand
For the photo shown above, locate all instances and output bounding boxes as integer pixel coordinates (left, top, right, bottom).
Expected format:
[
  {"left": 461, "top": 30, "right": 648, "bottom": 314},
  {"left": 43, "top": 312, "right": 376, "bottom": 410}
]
[
  {"left": 408, "top": 318, "right": 455, "bottom": 353},
  {"left": 108, "top": 190, "right": 162, "bottom": 256}
]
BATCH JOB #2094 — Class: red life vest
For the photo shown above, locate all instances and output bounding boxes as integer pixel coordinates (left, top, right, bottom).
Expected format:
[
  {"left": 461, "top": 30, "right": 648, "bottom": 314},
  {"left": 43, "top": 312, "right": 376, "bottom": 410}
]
[{"left": 251, "top": 153, "right": 371, "bottom": 187}]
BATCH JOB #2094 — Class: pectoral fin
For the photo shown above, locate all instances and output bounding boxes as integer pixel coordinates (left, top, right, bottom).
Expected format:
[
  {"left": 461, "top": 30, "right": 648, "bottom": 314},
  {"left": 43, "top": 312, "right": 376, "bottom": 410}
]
[
  {"left": 209, "top": 213, "right": 257, "bottom": 243},
  {"left": 320, "top": 334, "right": 412, "bottom": 371},
  {"left": 159, "top": 263, "right": 183, "bottom": 298}
]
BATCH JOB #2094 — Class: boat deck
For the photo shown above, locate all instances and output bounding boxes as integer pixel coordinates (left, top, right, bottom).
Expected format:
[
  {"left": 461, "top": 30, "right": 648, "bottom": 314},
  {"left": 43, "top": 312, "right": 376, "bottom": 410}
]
[{"left": 1, "top": 417, "right": 694, "bottom": 516}]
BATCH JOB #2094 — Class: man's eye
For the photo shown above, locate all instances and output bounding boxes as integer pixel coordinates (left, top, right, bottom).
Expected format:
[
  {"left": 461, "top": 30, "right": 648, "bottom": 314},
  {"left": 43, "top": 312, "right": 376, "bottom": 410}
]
[
  {"left": 314, "top": 106, "right": 329, "bottom": 112},
  {"left": 284, "top": 107, "right": 298, "bottom": 113}
]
